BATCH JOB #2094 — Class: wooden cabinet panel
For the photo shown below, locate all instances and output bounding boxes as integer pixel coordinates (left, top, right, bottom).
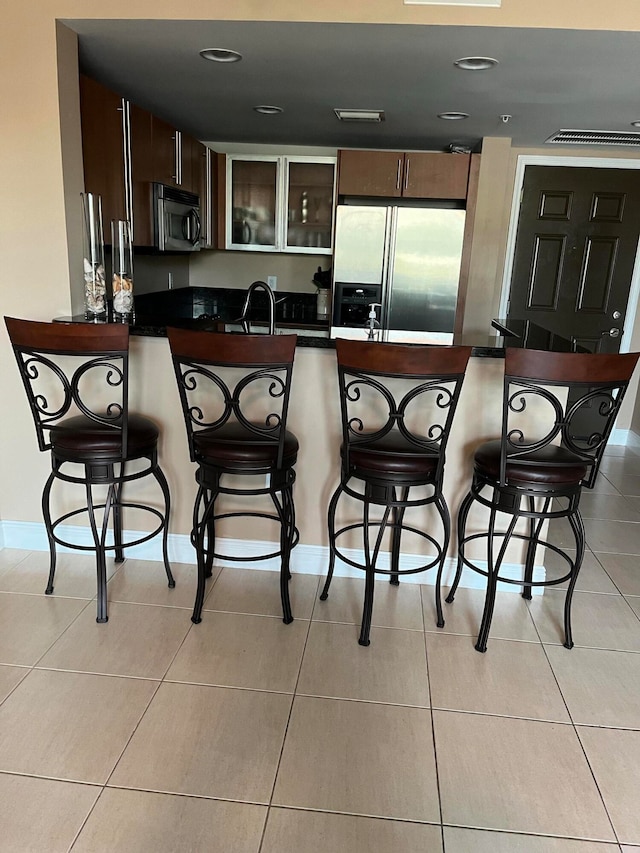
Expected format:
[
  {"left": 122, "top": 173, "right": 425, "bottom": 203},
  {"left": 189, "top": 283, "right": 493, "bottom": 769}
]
[
  {"left": 182, "top": 134, "right": 204, "bottom": 196},
  {"left": 338, "top": 150, "right": 403, "bottom": 197},
  {"left": 403, "top": 152, "right": 470, "bottom": 200},
  {"left": 79, "top": 75, "right": 126, "bottom": 233},
  {"left": 129, "top": 104, "right": 153, "bottom": 247},
  {"left": 151, "top": 116, "right": 178, "bottom": 187},
  {"left": 338, "top": 149, "right": 471, "bottom": 200}
]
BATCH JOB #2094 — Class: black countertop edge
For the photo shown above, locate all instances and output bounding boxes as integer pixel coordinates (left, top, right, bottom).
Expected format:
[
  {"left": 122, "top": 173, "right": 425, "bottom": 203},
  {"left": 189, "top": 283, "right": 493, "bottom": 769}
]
[{"left": 54, "top": 315, "right": 508, "bottom": 356}]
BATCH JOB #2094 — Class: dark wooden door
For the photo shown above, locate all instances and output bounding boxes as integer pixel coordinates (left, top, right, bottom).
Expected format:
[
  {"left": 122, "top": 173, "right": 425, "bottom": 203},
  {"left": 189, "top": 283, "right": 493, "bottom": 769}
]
[{"left": 508, "top": 166, "right": 640, "bottom": 353}]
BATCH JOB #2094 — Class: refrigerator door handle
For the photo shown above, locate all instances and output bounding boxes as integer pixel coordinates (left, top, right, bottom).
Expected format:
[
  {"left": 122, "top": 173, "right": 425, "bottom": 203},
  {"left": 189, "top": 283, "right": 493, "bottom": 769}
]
[
  {"left": 396, "top": 158, "right": 403, "bottom": 191},
  {"left": 381, "top": 207, "right": 398, "bottom": 342}
]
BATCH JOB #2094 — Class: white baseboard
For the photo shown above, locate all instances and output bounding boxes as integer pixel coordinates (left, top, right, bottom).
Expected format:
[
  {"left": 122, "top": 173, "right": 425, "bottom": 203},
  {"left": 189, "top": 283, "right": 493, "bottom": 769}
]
[
  {"left": 622, "top": 429, "right": 640, "bottom": 449},
  {"left": 0, "top": 519, "right": 545, "bottom": 593},
  {"left": 610, "top": 428, "right": 636, "bottom": 446}
]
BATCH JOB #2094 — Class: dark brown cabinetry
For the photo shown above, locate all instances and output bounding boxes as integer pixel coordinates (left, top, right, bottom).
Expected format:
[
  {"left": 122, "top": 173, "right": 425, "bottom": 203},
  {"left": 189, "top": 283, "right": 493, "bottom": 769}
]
[
  {"left": 80, "top": 75, "right": 154, "bottom": 246},
  {"left": 80, "top": 75, "right": 211, "bottom": 248},
  {"left": 338, "top": 149, "right": 471, "bottom": 200},
  {"left": 79, "top": 75, "right": 126, "bottom": 240},
  {"left": 151, "top": 118, "right": 203, "bottom": 193}
]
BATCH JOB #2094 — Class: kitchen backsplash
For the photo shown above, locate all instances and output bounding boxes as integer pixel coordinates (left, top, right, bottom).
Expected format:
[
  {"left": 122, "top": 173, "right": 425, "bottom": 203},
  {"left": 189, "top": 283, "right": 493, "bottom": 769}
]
[{"left": 188, "top": 248, "right": 327, "bottom": 293}]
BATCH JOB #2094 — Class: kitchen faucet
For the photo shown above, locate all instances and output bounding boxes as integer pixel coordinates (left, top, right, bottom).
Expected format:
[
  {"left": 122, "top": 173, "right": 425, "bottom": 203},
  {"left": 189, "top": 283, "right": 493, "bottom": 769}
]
[{"left": 238, "top": 280, "right": 277, "bottom": 335}]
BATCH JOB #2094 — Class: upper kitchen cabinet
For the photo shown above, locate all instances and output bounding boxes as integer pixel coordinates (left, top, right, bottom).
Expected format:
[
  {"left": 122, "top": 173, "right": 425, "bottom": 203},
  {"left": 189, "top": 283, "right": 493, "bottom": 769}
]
[
  {"left": 337, "top": 150, "right": 471, "bottom": 200},
  {"left": 151, "top": 117, "right": 203, "bottom": 195},
  {"left": 80, "top": 75, "right": 154, "bottom": 246},
  {"left": 199, "top": 146, "right": 218, "bottom": 250},
  {"left": 224, "top": 154, "right": 336, "bottom": 254}
]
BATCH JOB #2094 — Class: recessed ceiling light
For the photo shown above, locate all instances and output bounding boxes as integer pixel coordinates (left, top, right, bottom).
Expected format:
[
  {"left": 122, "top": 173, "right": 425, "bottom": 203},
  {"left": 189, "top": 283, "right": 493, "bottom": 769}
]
[
  {"left": 334, "top": 109, "right": 385, "bottom": 122},
  {"left": 631, "top": 121, "right": 640, "bottom": 128},
  {"left": 199, "top": 48, "right": 242, "bottom": 63},
  {"left": 438, "top": 112, "right": 469, "bottom": 120},
  {"left": 254, "top": 105, "right": 283, "bottom": 115},
  {"left": 454, "top": 56, "right": 499, "bottom": 71}
]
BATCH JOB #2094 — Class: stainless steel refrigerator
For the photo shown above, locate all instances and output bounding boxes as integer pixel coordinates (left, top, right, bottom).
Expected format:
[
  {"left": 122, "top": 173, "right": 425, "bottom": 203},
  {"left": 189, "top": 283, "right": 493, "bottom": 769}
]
[{"left": 330, "top": 203, "right": 466, "bottom": 344}]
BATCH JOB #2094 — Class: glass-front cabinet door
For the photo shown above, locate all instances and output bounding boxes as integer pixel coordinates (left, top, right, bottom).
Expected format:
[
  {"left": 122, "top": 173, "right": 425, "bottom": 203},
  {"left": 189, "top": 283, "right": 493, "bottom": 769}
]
[
  {"left": 225, "top": 154, "right": 336, "bottom": 253},
  {"left": 284, "top": 158, "right": 336, "bottom": 254},
  {"left": 227, "top": 156, "right": 280, "bottom": 251}
]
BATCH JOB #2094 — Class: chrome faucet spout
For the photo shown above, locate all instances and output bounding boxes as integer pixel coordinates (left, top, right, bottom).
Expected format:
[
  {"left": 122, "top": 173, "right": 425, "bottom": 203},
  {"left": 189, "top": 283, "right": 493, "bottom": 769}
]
[{"left": 239, "top": 280, "right": 276, "bottom": 335}]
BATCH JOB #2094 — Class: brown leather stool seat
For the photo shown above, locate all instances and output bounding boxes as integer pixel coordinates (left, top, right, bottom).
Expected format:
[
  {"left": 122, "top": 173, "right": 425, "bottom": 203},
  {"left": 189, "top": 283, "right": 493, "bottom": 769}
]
[
  {"left": 447, "top": 347, "right": 640, "bottom": 653},
  {"left": 49, "top": 414, "right": 160, "bottom": 462},
  {"left": 474, "top": 439, "right": 589, "bottom": 486},
  {"left": 321, "top": 340, "right": 472, "bottom": 646},
  {"left": 194, "top": 423, "right": 299, "bottom": 469},
  {"left": 345, "top": 434, "right": 439, "bottom": 482}
]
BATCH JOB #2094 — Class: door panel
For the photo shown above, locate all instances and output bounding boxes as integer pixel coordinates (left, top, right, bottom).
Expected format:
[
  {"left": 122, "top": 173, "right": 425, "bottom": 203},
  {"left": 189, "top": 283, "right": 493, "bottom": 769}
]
[
  {"left": 333, "top": 205, "right": 388, "bottom": 285},
  {"left": 508, "top": 166, "right": 640, "bottom": 353}
]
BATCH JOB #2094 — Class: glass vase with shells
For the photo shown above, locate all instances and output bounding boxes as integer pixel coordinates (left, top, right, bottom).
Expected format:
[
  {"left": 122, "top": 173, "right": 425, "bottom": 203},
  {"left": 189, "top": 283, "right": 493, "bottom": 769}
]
[
  {"left": 81, "top": 193, "right": 107, "bottom": 319},
  {"left": 111, "top": 220, "right": 134, "bottom": 320}
]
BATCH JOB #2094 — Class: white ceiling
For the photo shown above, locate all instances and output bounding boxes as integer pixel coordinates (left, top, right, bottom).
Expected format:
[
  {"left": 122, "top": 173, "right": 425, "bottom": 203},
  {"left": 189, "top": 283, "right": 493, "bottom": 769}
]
[{"left": 66, "top": 19, "right": 640, "bottom": 152}]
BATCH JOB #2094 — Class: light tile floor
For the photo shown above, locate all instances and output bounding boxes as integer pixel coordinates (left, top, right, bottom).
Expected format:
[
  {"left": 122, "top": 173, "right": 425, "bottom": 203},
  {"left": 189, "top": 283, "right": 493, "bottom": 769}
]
[{"left": 1, "top": 447, "right": 640, "bottom": 850}]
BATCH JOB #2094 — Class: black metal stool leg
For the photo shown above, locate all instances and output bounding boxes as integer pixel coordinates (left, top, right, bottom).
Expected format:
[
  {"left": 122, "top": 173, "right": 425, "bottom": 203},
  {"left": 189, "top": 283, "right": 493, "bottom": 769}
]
[
  {"left": 522, "top": 496, "right": 547, "bottom": 600},
  {"left": 446, "top": 488, "right": 475, "bottom": 604},
  {"left": 433, "top": 491, "right": 451, "bottom": 628},
  {"left": 286, "top": 479, "right": 297, "bottom": 580},
  {"left": 112, "top": 463, "right": 125, "bottom": 563},
  {"left": 320, "top": 482, "right": 344, "bottom": 601},
  {"left": 563, "top": 507, "right": 585, "bottom": 649},
  {"left": 86, "top": 478, "right": 112, "bottom": 624},
  {"left": 358, "top": 498, "right": 391, "bottom": 647},
  {"left": 191, "top": 484, "right": 213, "bottom": 624},
  {"left": 475, "top": 505, "right": 519, "bottom": 652},
  {"left": 359, "top": 497, "right": 375, "bottom": 647},
  {"left": 389, "top": 487, "right": 409, "bottom": 586},
  {"left": 202, "top": 481, "right": 219, "bottom": 579},
  {"left": 42, "top": 469, "right": 57, "bottom": 595},
  {"left": 475, "top": 502, "right": 499, "bottom": 652},
  {"left": 152, "top": 462, "right": 175, "bottom": 588},
  {"left": 271, "top": 487, "right": 294, "bottom": 624}
]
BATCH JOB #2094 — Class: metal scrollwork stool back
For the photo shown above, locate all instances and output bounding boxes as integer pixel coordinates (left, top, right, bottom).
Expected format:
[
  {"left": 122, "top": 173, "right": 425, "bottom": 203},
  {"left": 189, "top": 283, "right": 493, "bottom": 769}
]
[
  {"left": 447, "top": 347, "right": 639, "bottom": 652},
  {"left": 5, "top": 317, "right": 174, "bottom": 623},
  {"left": 167, "top": 328, "right": 299, "bottom": 625},
  {"left": 320, "top": 339, "right": 472, "bottom": 646}
]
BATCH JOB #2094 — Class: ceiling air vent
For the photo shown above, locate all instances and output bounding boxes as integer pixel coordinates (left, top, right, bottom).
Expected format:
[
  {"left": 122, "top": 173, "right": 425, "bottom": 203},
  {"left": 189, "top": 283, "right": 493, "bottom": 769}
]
[
  {"left": 334, "top": 109, "right": 385, "bottom": 123},
  {"left": 546, "top": 129, "right": 640, "bottom": 147}
]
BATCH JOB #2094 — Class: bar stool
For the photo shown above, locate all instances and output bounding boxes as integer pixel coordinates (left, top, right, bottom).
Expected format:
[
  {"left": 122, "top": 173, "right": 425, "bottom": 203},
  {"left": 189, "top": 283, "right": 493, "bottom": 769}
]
[
  {"left": 447, "top": 347, "right": 639, "bottom": 652},
  {"left": 5, "top": 317, "right": 174, "bottom": 622},
  {"left": 167, "top": 328, "right": 299, "bottom": 625},
  {"left": 320, "top": 339, "right": 472, "bottom": 646}
]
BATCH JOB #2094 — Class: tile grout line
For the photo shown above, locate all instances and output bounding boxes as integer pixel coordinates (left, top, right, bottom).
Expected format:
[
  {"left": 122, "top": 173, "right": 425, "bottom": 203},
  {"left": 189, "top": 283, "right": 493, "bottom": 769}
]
[
  {"left": 257, "top": 573, "right": 320, "bottom": 853},
  {"left": 420, "top": 583, "right": 446, "bottom": 852}
]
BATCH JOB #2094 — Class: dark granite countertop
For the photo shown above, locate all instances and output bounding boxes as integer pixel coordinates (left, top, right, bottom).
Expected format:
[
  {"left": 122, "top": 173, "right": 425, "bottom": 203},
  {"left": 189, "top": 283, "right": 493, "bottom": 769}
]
[{"left": 55, "top": 287, "right": 578, "bottom": 357}]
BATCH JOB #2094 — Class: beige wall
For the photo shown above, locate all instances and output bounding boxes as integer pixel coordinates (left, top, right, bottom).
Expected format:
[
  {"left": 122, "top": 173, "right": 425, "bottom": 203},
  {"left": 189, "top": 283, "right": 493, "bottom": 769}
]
[{"left": 3, "top": 0, "right": 640, "bottom": 537}]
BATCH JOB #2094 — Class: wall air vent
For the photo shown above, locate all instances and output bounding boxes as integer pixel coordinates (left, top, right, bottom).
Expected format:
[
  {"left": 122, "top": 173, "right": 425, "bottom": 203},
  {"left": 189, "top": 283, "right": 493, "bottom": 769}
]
[{"left": 546, "top": 129, "right": 640, "bottom": 147}]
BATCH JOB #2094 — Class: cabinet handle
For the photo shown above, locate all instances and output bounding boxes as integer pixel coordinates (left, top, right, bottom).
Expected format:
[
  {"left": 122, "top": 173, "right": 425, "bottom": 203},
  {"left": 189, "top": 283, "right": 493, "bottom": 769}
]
[
  {"left": 404, "top": 157, "right": 410, "bottom": 191},
  {"left": 121, "top": 98, "right": 134, "bottom": 238},
  {"left": 396, "top": 158, "right": 402, "bottom": 191},
  {"left": 173, "top": 131, "right": 182, "bottom": 184}
]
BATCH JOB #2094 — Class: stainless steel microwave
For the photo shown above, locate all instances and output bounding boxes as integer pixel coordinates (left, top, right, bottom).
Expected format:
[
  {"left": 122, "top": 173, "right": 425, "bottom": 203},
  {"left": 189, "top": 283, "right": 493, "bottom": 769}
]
[{"left": 153, "top": 183, "right": 201, "bottom": 252}]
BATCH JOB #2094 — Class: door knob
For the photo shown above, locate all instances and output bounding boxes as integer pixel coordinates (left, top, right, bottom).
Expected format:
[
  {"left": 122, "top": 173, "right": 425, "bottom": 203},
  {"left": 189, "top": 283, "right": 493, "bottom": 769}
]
[{"left": 606, "top": 328, "right": 622, "bottom": 338}]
